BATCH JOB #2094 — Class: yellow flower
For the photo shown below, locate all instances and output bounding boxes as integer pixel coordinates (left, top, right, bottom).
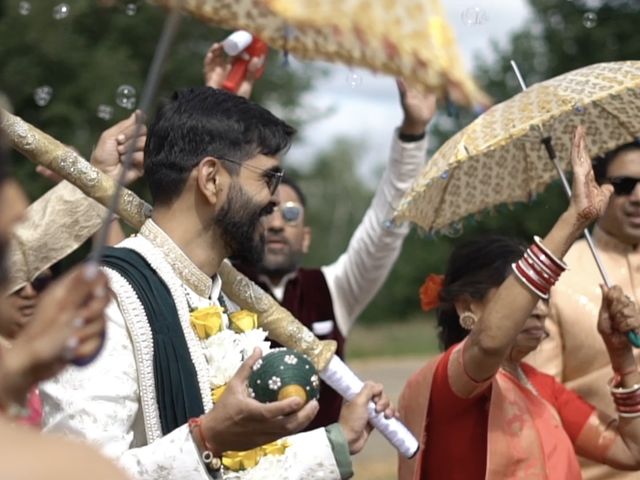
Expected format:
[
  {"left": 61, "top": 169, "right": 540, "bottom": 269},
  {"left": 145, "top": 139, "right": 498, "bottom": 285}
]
[
  {"left": 261, "top": 439, "right": 290, "bottom": 456},
  {"left": 212, "top": 384, "right": 227, "bottom": 404},
  {"left": 222, "top": 440, "right": 290, "bottom": 471},
  {"left": 190, "top": 306, "right": 224, "bottom": 339},
  {"left": 229, "top": 310, "right": 258, "bottom": 333}
]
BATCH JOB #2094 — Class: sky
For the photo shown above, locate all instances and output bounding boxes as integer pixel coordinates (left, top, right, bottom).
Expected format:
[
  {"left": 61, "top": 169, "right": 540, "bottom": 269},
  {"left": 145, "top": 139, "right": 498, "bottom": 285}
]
[{"left": 284, "top": 0, "right": 533, "bottom": 185}]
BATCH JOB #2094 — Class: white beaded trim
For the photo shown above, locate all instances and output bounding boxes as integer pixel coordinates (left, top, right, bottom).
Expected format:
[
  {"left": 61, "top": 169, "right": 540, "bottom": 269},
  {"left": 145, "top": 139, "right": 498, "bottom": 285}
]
[
  {"left": 126, "top": 236, "right": 213, "bottom": 413},
  {"left": 102, "top": 265, "right": 162, "bottom": 443}
]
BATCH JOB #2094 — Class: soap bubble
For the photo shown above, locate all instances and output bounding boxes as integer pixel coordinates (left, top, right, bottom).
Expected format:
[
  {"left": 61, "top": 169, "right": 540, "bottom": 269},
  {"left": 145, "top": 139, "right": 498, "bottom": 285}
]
[
  {"left": 125, "top": 3, "right": 138, "bottom": 16},
  {"left": 18, "top": 1, "right": 31, "bottom": 15},
  {"left": 548, "top": 12, "right": 565, "bottom": 30},
  {"left": 115, "top": 85, "right": 137, "bottom": 110},
  {"left": 461, "top": 6, "right": 488, "bottom": 26},
  {"left": 33, "top": 85, "right": 53, "bottom": 107},
  {"left": 97, "top": 104, "right": 114, "bottom": 121},
  {"left": 582, "top": 12, "right": 597, "bottom": 28},
  {"left": 346, "top": 71, "right": 363, "bottom": 88},
  {"left": 52, "top": 3, "right": 70, "bottom": 20}
]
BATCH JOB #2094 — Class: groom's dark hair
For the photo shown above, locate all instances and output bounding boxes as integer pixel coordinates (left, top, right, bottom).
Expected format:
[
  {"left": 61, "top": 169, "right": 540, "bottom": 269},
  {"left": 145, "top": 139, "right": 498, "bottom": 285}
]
[{"left": 144, "top": 87, "right": 296, "bottom": 206}]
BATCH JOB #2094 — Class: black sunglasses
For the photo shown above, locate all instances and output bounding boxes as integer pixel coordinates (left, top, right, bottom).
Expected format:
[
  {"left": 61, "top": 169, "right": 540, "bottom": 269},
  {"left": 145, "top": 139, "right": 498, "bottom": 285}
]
[
  {"left": 608, "top": 176, "right": 640, "bottom": 196},
  {"left": 218, "top": 157, "right": 284, "bottom": 196},
  {"left": 30, "top": 272, "right": 53, "bottom": 293}
]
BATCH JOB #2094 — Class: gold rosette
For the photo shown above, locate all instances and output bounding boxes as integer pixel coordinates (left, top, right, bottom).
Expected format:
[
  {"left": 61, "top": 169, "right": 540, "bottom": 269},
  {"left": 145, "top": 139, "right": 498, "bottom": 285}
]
[
  {"left": 229, "top": 310, "right": 258, "bottom": 333},
  {"left": 190, "top": 306, "right": 224, "bottom": 339}
]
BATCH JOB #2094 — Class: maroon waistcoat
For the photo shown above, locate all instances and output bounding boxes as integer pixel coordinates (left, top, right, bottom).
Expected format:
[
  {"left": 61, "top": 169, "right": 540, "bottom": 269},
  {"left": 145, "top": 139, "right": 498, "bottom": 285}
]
[{"left": 237, "top": 265, "right": 346, "bottom": 430}]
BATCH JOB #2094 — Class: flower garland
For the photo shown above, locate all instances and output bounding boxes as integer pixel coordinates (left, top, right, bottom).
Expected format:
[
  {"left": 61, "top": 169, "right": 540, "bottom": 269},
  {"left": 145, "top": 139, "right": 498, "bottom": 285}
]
[{"left": 189, "top": 304, "right": 289, "bottom": 472}]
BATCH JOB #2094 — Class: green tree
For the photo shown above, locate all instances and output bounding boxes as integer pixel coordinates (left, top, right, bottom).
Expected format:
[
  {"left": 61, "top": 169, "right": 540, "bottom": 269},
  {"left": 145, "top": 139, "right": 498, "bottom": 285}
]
[
  {"left": 287, "top": 138, "right": 372, "bottom": 268},
  {"left": 0, "top": 0, "right": 317, "bottom": 199}
]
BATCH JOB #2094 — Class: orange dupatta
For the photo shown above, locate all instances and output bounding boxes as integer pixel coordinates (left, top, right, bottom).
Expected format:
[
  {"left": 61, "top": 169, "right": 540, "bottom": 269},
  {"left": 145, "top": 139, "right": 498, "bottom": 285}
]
[{"left": 398, "top": 345, "right": 582, "bottom": 480}]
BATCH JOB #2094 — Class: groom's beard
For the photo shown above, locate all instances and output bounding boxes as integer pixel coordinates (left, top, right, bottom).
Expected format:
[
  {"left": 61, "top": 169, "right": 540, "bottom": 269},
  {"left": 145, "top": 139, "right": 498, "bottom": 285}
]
[{"left": 215, "top": 182, "right": 275, "bottom": 265}]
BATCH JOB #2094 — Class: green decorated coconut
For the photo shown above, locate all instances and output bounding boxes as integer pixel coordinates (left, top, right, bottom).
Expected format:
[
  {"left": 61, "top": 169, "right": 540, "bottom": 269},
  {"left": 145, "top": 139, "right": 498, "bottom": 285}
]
[{"left": 248, "top": 348, "right": 320, "bottom": 404}]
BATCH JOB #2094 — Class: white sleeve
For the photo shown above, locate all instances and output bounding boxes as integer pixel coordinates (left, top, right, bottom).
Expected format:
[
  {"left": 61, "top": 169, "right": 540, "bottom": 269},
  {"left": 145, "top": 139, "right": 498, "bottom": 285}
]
[
  {"left": 40, "top": 299, "right": 210, "bottom": 480},
  {"left": 236, "top": 429, "right": 343, "bottom": 480},
  {"left": 322, "top": 130, "right": 428, "bottom": 336}
]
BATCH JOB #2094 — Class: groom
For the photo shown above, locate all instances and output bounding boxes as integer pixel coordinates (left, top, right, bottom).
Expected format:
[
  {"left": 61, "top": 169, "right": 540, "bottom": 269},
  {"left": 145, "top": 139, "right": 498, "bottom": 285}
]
[{"left": 41, "top": 87, "right": 389, "bottom": 480}]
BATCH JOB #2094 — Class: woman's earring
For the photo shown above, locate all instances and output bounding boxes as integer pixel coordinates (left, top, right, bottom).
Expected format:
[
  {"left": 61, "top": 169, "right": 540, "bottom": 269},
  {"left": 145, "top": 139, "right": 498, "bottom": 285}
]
[{"left": 459, "top": 311, "right": 478, "bottom": 330}]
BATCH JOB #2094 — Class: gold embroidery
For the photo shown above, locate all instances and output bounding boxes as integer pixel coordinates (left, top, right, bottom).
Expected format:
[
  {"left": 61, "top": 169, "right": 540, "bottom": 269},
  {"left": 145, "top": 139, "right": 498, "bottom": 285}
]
[{"left": 140, "top": 220, "right": 212, "bottom": 298}]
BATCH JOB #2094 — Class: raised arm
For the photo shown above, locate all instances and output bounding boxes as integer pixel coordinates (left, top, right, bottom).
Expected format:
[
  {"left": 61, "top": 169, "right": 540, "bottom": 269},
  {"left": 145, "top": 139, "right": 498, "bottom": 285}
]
[
  {"left": 203, "top": 41, "right": 264, "bottom": 99},
  {"left": 463, "top": 125, "right": 613, "bottom": 383},
  {"left": 323, "top": 80, "right": 435, "bottom": 335}
]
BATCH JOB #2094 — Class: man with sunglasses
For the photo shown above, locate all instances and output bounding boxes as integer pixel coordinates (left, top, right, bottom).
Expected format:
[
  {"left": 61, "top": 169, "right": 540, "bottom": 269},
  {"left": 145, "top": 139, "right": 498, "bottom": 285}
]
[
  {"left": 527, "top": 141, "right": 640, "bottom": 480},
  {"left": 237, "top": 80, "right": 436, "bottom": 430}
]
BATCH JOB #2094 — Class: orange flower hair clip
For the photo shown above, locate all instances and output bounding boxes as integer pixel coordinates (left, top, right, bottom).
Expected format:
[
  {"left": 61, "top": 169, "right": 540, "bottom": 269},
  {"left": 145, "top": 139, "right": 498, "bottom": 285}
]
[{"left": 420, "top": 274, "right": 445, "bottom": 312}]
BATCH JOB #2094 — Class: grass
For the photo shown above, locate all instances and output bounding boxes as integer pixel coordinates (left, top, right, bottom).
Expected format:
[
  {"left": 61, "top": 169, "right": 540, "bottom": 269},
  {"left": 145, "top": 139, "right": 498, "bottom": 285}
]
[{"left": 346, "top": 316, "right": 441, "bottom": 359}]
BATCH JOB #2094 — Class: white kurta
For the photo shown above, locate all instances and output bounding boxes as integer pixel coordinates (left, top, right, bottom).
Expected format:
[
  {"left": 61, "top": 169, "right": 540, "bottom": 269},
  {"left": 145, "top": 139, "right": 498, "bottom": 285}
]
[{"left": 41, "top": 224, "right": 345, "bottom": 480}]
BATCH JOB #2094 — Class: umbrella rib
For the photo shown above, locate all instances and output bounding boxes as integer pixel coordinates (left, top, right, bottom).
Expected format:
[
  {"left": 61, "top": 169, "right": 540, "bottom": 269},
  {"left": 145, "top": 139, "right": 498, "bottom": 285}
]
[
  {"left": 590, "top": 101, "right": 639, "bottom": 140},
  {"left": 431, "top": 166, "right": 457, "bottom": 231},
  {"left": 520, "top": 140, "right": 535, "bottom": 202}
]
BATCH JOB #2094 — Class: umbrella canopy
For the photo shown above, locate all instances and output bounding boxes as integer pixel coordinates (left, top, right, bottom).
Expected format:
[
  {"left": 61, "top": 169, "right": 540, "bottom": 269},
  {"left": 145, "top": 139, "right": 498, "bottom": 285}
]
[
  {"left": 153, "top": 0, "right": 490, "bottom": 108},
  {"left": 395, "top": 61, "right": 640, "bottom": 232}
]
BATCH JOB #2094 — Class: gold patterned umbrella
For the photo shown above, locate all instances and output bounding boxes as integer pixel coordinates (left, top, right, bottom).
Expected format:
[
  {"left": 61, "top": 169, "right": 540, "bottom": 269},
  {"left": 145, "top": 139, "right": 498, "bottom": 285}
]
[
  {"left": 153, "top": 0, "right": 490, "bottom": 108},
  {"left": 395, "top": 61, "right": 640, "bottom": 232}
]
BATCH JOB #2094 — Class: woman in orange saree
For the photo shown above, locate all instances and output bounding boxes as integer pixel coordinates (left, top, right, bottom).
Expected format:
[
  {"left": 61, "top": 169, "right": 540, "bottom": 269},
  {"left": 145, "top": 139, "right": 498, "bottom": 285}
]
[{"left": 398, "top": 126, "right": 640, "bottom": 480}]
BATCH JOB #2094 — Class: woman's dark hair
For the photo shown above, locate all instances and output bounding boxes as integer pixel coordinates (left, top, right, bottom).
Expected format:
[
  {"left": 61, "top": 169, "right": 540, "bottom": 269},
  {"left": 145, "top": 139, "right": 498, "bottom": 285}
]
[
  {"left": 592, "top": 141, "right": 640, "bottom": 185},
  {"left": 144, "top": 87, "right": 296, "bottom": 206},
  {"left": 436, "top": 235, "right": 526, "bottom": 350}
]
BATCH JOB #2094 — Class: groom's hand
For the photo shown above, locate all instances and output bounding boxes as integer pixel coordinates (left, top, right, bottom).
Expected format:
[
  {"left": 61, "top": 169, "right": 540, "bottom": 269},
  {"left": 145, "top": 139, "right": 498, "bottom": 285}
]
[{"left": 198, "top": 348, "right": 319, "bottom": 455}]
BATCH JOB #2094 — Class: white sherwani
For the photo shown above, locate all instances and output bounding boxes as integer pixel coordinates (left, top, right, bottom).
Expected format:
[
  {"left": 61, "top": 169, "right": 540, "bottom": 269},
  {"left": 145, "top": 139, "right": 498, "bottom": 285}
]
[{"left": 41, "top": 220, "right": 349, "bottom": 480}]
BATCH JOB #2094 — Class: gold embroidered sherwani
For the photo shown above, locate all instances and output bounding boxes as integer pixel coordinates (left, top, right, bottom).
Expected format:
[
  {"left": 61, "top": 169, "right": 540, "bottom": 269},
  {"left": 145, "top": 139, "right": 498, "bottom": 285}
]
[{"left": 527, "top": 227, "right": 640, "bottom": 480}]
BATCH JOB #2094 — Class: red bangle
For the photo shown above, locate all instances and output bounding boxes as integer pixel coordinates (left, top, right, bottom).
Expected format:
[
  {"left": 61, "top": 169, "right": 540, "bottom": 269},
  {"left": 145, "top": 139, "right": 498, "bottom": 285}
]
[
  {"left": 614, "top": 398, "right": 640, "bottom": 409},
  {"left": 612, "top": 390, "right": 640, "bottom": 401},
  {"left": 612, "top": 388, "right": 640, "bottom": 401},
  {"left": 533, "top": 236, "right": 568, "bottom": 270},
  {"left": 616, "top": 404, "right": 640, "bottom": 414},
  {"left": 523, "top": 253, "right": 558, "bottom": 287},
  {"left": 524, "top": 250, "right": 557, "bottom": 280},
  {"left": 515, "top": 261, "right": 550, "bottom": 296},
  {"left": 530, "top": 244, "right": 564, "bottom": 277}
]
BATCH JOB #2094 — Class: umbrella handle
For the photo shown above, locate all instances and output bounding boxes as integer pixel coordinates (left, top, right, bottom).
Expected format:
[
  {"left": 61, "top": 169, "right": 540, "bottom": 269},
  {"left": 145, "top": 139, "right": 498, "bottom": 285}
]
[{"left": 628, "top": 331, "right": 640, "bottom": 348}]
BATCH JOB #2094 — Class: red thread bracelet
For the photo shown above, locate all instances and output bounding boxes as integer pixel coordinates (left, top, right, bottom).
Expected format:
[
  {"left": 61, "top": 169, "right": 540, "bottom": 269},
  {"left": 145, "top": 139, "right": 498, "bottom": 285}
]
[{"left": 188, "top": 416, "right": 217, "bottom": 454}]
